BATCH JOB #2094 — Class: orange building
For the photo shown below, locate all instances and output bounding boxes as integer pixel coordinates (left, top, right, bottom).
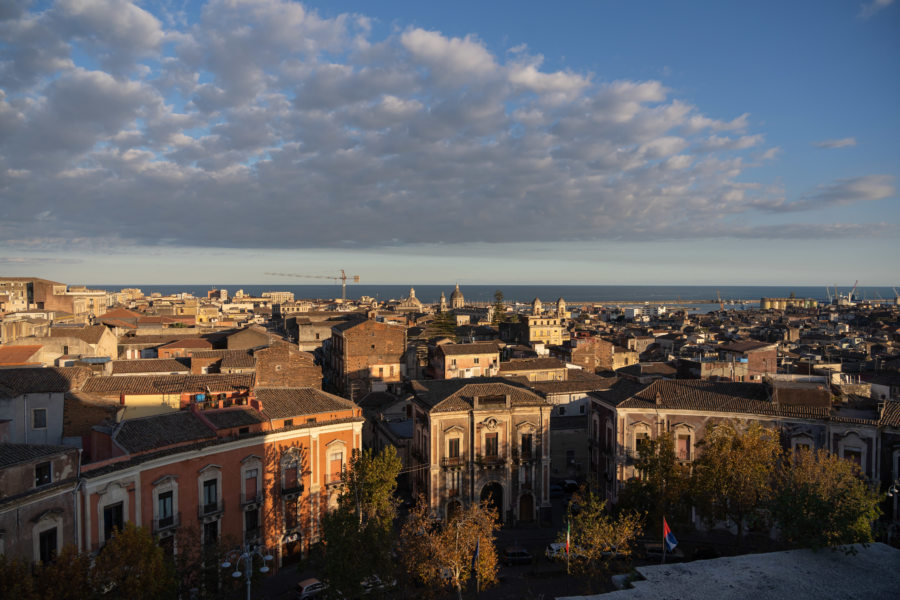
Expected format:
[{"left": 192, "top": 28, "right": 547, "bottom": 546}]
[{"left": 77, "top": 387, "right": 362, "bottom": 569}]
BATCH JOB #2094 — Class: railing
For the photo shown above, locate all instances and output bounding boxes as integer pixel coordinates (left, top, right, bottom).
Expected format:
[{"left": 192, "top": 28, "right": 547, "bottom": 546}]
[
  {"left": 281, "top": 483, "right": 304, "bottom": 496},
  {"left": 199, "top": 499, "right": 225, "bottom": 518},
  {"left": 242, "top": 491, "right": 262, "bottom": 505},
  {"left": 441, "top": 456, "right": 466, "bottom": 468},
  {"left": 324, "top": 471, "right": 345, "bottom": 485},
  {"left": 677, "top": 450, "right": 691, "bottom": 461},
  {"left": 153, "top": 512, "right": 180, "bottom": 534},
  {"left": 476, "top": 454, "right": 507, "bottom": 467}
]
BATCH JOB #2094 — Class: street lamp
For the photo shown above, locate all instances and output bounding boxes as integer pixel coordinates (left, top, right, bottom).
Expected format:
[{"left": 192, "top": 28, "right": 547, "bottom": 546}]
[{"left": 221, "top": 543, "right": 274, "bottom": 600}]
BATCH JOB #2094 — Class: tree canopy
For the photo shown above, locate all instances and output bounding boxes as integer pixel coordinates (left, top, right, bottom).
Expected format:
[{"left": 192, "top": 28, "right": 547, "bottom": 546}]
[
  {"left": 400, "top": 498, "right": 499, "bottom": 600},
  {"left": 771, "top": 448, "right": 882, "bottom": 549},
  {"left": 691, "top": 422, "right": 782, "bottom": 545},
  {"left": 321, "top": 446, "right": 402, "bottom": 598},
  {"left": 558, "top": 484, "right": 643, "bottom": 591}
]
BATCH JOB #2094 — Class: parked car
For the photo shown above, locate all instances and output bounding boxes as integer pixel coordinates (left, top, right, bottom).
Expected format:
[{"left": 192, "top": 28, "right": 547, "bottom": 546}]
[
  {"left": 361, "top": 575, "right": 397, "bottom": 595},
  {"left": 562, "top": 479, "right": 579, "bottom": 494},
  {"left": 296, "top": 578, "right": 328, "bottom": 599},
  {"left": 545, "top": 542, "right": 584, "bottom": 561},
  {"left": 500, "top": 546, "right": 534, "bottom": 566}
]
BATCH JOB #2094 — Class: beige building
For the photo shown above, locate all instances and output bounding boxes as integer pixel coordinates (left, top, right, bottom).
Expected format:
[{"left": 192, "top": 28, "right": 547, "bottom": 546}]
[
  {"left": 433, "top": 342, "right": 501, "bottom": 379},
  {"left": 409, "top": 378, "right": 552, "bottom": 524}
]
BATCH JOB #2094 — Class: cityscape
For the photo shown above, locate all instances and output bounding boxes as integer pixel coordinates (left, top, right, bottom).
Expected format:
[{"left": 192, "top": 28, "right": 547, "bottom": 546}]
[{"left": 1, "top": 1, "right": 899, "bottom": 599}]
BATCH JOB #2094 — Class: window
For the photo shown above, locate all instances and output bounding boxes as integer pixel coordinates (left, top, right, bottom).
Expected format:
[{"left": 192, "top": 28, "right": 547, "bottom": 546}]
[
  {"left": 844, "top": 448, "right": 862, "bottom": 466},
  {"left": 520, "top": 433, "right": 533, "bottom": 459},
  {"left": 284, "top": 419, "right": 293, "bottom": 428},
  {"left": 245, "top": 468, "right": 259, "bottom": 501},
  {"left": 635, "top": 432, "right": 650, "bottom": 453},
  {"left": 677, "top": 434, "right": 691, "bottom": 461},
  {"left": 202, "top": 479, "right": 218, "bottom": 511},
  {"left": 203, "top": 521, "right": 218, "bottom": 546},
  {"left": 33, "top": 408, "right": 47, "bottom": 429},
  {"left": 245, "top": 507, "right": 259, "bottom": 537},
  {"left": 158, "top": 491, "right": 174, "bottom": 528},
  {"left": 579, "top": 404, "right": 585, "bottom": 414},
  {"left": 285, "top": 498, "right": 299, "bottom": 530},
  {"left": 35, "top": 462, "right": 52, "bottom": 487},
  {"left": 484, "top": 433, "right": 498, "bottom": 457},
  {"left": 566, "top": 449, "right": 575, "bottom": 465},
  {"left": 103, "top": 502, "right": 124, "bottom": 541},
  {"left": 558, "top": 406, "right": 566, "bottom": 416},
  {"left": 39, "top": 528, "right": 57, "bottom": 564},
  {"left": 474, "top": 357, "right": 480, "bottom": 364},
  {"left": 448, "top": 438, "right": 460, "bottom": 458},
  {"left": 329, "top": 451, "right": 344, "bottom": 478}
]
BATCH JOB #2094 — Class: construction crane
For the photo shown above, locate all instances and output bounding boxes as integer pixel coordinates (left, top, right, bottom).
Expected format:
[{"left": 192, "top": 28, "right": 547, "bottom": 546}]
[
  {"left": 849, "top": 280, "right": 859, "bottom": 303},
  {"left": 265, "top": 270, "right": 360, "bottom": 302}
]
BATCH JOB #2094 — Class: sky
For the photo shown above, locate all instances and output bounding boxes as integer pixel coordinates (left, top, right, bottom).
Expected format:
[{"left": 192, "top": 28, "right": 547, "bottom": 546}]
[{"left": 0, "top": 0, "right": 898, "bottom": 286}]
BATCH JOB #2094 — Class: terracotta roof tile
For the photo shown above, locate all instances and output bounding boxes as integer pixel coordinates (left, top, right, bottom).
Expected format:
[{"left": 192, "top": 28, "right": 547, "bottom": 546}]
[
  {"left": 439, "top": 342, "right": 500, "bottom": 356},
  {"left": 49, "top": 325, "right": 108, "bottom": 344},
  {"left": 499, "top": 358, "right": 567, "bottom": 372},
  {"left": 82, "top": 373, "right": 255, "bottom": 395},
  {"left": 113, "top": 411, "right": 215, "bottom": 453},
  {"left": 0, "top": 443, "right": 75, "bottom": 468},
  {"left": 0, "top": 367, "right": 92, "bottom": 398},
  {"left": 0, "top": 345, "right": 43, "bottom": 365},
  {"left": 254, "top": 387, "right": 356, "bottom": 419},
  {"left": 412, "top": 377, "right": 550, "bottom": 413},
  {"left": 111, "top": 359, "right": 190, "bottom": 375}
]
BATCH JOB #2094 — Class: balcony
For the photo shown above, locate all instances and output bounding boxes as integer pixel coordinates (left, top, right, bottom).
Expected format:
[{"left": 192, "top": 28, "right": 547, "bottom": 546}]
[
  {"left": 512, "top": 448, "right": 536, "bottom": 464},
  {"left": 676, "top": 450, "right": 692, "bottom": 462},
  {"left": 152, "top": 512, "right": 180, "bottom": 534},
  {"left": 242, "top": 491, "right": 263, "bottom": 506},
  {"left": 441, "top": 456, "right": 467, "bottom": 469},
  {"left": 475, "top": 454, "right": 507, "bottom": 469},
  {"left": 198, "top": 499, "right": 224, "bottom": 519},
  {"left": 324, "top": 471, "right": 345, "bottom": 486},
  {"left": 280, "top": 483, "right": 304, "bottom": 497}
]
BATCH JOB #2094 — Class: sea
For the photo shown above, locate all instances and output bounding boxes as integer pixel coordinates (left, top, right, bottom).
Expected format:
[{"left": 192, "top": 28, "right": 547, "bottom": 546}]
[{"left": 88, "top": 284, "right": 898, "bottom": 310}]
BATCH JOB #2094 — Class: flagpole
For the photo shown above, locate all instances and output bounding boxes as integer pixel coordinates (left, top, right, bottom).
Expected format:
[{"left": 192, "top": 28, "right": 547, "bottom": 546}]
[{"left": 661, "top": 516, "right": 666, "bottom": 565}]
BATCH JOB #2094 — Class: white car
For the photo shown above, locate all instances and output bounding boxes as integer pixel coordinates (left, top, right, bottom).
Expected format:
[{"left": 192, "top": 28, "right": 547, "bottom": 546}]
[
  {"left": 545, "top": 542, "right": 584, "bottom": 560},
  {"left": 296, "top": 578, "right": 328, "bottom": 599}
]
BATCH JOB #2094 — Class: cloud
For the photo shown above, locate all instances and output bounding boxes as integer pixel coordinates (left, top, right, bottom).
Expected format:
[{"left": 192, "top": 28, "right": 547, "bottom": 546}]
[
  {"left": 858, "top": 0, "right": 894, "bottom": 19},
  {"left": 814, "top": 137, "right": 857, "bottom": 149},
  {"left": 753, "top": 175, "right": 895, "bottom": 212},
  {"left": 0, "top": 0, "right": 893, "bottom": 255},
  {"left": 0, "top": 256, "right": 83, "bottom": 265}
]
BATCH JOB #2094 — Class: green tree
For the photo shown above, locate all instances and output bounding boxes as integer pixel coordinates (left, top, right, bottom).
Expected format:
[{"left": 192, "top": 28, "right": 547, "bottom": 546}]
[
  {"left": 617, "top": 433, "right": 691, "bottom": 533},
  {"left": 771, "top": 448, "right": 882, "bottom": 549},
  {"left": 0, "top": 554, "right": 37, "bottom": 600},
  {"left": 558, "top": 485, "right": 643, "bottom": 591},
  {"left": 34, "top": 545, "right": 95, "bottom": 600},
  {"left": 400, "top": 498, "right": 499, "bottom": 600},
  {"left": 321, "top": 446, "right": 402, "bottom": 598},
  {"left": 692, "top": 422, "right": 782, "bottom": 547},
  {"left": 491, "top": 290, "right": 506, "bottom": 325},
  {"left": 92, "top": 522, "right": 176, "bottom": 600},
  {"left": 430, "top": 311, "right": 458, "bottom": 341}
]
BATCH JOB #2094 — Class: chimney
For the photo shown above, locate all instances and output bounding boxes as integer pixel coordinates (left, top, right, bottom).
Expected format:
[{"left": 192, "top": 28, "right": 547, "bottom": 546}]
[{"left": 655, "top": 391, "right": 662, "bottom": 406}]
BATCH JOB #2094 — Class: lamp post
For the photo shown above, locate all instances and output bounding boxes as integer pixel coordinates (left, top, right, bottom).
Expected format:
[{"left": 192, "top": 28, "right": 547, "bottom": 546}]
[{"left": 221, "top": 543, "right": 274, "bottom": 600}]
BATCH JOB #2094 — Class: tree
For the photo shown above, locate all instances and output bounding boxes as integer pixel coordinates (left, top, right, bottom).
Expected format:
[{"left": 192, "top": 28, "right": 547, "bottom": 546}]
[
  {"left": 92, "top": 522, "right": 176, "bottom": 600},
  {"left": 617, "top": 433, "right": 691, "bottom": 533},
  {"left": 34, "top": 545, "right": 95, "bottom": 600},
  {"left": 558, "top": 485, "right": 643, "bottom": 591},
  {"left": 771, "top": 448, "right": 882, "bottom": 549},
  {"left": 321, "top": 446, "right": 402, "bottom": 598},
  {"left": 692, "top": 422, "right": 782, "bottom": 546},
  {"left": 491, "top": 290, "right": 506, "bottom": 325},
  {"left": 0, "top": 554, "right": 36, "bottom": 600},
  {"left": 430, "top": 311, "right": 458, "bottom": 341},
  {"left": 400, "top": 498, "right": 499, "bottom": 600}
]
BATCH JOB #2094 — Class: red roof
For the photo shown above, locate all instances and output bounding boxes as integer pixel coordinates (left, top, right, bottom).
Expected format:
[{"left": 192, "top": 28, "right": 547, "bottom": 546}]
[
  {"left": 98, "top": 308, "right": 142, "bottom": 320},
  {"left": 0, "top": 345, "right": 43, "bottom": 365},
  {"left": 159, "top": 338, "right": 213, "bottom": 349}
]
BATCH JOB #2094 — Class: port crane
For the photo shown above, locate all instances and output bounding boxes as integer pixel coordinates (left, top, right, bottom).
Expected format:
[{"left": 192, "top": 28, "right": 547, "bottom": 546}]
[{"left": 265, "top": 270, "right": 360, "bottom": 302}]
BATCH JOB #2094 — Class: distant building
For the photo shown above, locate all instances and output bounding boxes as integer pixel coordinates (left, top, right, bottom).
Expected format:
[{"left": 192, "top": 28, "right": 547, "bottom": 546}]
[
  {"left": 433, "top": 342, "right": 501, "bottom": 379},
  {"left": 326, "top": 318, "right": 407, "bottom": 401},
  {"left": 450, "top": 284, "right": 465, "bottom": 309}
]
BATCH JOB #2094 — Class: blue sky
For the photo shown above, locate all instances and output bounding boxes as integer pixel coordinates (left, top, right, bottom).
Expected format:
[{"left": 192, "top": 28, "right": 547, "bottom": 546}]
[{"left": 0, "top": 0, "right": 897, "bottom": 285}]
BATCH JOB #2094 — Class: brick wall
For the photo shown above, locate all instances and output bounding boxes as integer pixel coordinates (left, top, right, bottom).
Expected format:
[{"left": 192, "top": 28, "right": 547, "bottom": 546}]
[{"left": 255, "top": 344, "right": 321, "bottom": 389}]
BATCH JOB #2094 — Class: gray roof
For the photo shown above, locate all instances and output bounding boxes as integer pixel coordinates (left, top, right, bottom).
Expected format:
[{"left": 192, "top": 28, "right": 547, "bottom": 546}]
[
  {"left": 254, "top": 387, "right": 357, "bottom": 419},
  {"left": 558, "top": 543, "right": 900, "bottom": 600},
  {"left": 0, "top": 367, "right": 91, "bottom": 399},
  {"left": 82, "top": 373, "right": 255, "bottom": 395},
  {"left": 203, "top": 409, "right": 266, "bottom": 429},
  {"left": 499, "top": 358, "right": 568, "bottom": 372},
  {"left": 0, "top": 443, "right": 76, "bottom": 468},
  {"left": 412, "top": 377, "right": 550, "bottom": 413},
  {"left": 438, "top": 342, "right": 500, "bottom": 356},
  {"left": 111, "top": 358, "right": 190, "bottom": 375},
  {"left": 114, "top": 411, "right": 215, "bottom": 453}
]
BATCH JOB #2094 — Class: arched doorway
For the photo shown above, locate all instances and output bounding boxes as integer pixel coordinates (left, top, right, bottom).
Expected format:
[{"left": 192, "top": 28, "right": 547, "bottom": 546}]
[
  {"left": 518, "top": 493, "right": 534, "bottom": 522},
  {"left": 480, "top": 482, "right": 503, "bottom": 520},
  {"left": 447, "top": 500, "right": 462, "bottom": 521}
]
